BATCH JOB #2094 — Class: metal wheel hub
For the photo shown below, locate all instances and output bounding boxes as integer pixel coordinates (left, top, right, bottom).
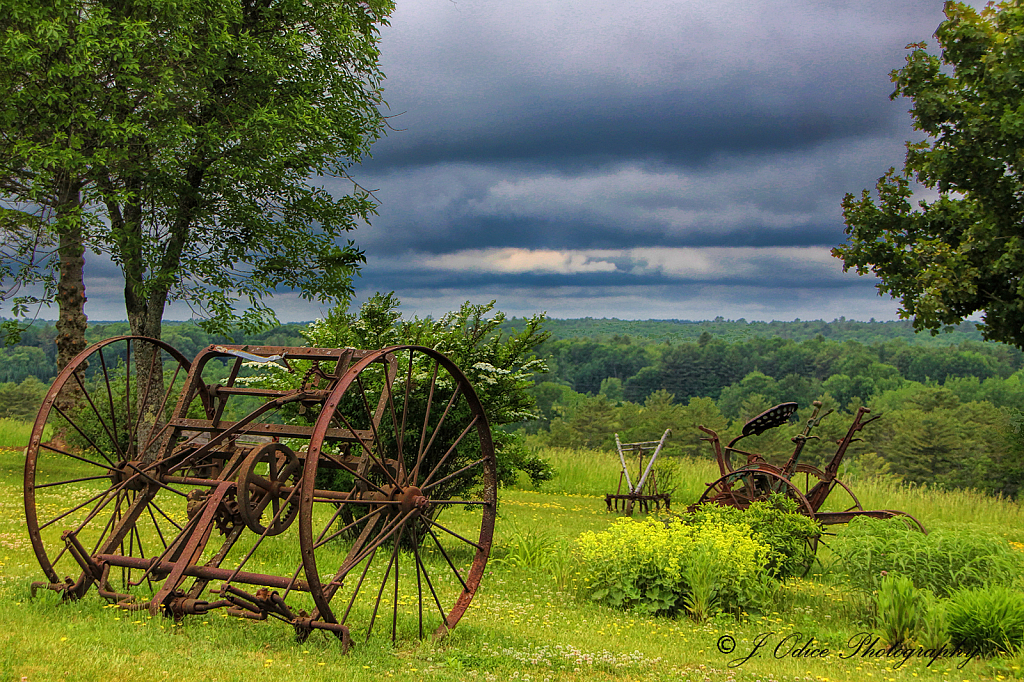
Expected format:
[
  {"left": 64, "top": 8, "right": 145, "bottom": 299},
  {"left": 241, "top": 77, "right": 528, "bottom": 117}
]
[
  {"left": 398, "top": 486, "right": 429, "bottom": 515},
  {"left": 109, "top": 460, "right": 148, "bottom": 491}
]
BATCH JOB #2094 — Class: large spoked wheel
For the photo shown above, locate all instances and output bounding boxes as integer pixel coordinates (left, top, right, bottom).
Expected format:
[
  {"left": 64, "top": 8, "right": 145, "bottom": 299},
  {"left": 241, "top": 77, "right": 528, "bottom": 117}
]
[
  {"left": 791, "top": 464, "right": 863, "bottom": 513},
  {"left": 25, "top": 336, "right": 196, "bottom": 595},
  {"left": 298, "top": 346, "right": 496, "bottom": 643},
  {"left": 697, "top": 468, "right": 815, "bottom": 516}
]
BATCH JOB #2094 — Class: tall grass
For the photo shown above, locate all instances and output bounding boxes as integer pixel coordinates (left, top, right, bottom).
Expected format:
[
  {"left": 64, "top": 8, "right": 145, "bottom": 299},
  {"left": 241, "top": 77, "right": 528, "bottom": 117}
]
[
  {"left": 0, "top": 418, "right": 47, "bottom": 450},
  {"left": 533, "top": 446, "right": 719, "bottom": 502},
  {"left": 530, "top": 445, "right": 1024, "bottom": 532},
  {"left": 826, "top": 517, "right": 1024, "bottom": 595},
  {"left": 841, "top": 475, "right": 1024, "bottom": 532}
]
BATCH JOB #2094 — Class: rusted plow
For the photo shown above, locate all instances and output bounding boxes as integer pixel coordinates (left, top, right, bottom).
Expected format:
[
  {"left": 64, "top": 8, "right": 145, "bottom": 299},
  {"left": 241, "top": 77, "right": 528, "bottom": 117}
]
[
  {"left": 25, "top": 337, "right": 495, "bottom": 648},
  {"left": 694, "top": 401, "right": 925, "bottom": 532},
  {"left": 605, "top": 429, "right": 672, "bottom": 516}
]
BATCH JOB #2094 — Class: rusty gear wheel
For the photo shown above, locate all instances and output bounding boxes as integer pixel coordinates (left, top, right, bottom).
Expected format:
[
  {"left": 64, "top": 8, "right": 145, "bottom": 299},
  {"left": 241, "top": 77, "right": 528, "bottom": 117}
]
[{"left": 237, "top": 443, "right": 301, "bottom": 537}]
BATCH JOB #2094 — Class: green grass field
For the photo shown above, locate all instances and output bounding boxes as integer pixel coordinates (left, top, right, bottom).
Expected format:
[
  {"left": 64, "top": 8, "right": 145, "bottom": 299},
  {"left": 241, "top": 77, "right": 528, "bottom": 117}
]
[{"left": 0, "top": 436, "right": 1020, "bottom": 681}]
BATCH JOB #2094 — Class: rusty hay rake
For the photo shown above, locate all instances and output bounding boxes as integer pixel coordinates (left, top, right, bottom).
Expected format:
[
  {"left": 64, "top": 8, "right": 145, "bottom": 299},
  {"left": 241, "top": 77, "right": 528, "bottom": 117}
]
[{"left": 25, "top": 337, "right": 496, "bottom": 649}]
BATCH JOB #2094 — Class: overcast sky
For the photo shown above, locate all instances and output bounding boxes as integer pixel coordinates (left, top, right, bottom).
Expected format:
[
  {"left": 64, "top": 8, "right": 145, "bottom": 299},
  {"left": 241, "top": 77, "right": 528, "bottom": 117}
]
[{"left": 12, "top": 0, "right": 964, "bottom": 323}]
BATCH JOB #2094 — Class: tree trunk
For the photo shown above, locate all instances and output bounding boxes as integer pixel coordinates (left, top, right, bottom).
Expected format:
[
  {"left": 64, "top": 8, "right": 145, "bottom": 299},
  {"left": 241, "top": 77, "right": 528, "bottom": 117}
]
[
  {"left": 54, "top": 181, "right": 87, "bottom": 371},
  {"left": 121, "top": 202, "right": 172, "bottom": 462},
  {"left": 127, "top": 294, "right": 168, "bottom": 462}
]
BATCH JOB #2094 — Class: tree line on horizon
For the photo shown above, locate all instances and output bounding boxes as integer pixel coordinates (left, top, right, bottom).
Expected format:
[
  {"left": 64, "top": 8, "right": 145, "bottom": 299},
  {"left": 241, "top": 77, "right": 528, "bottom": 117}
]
[
  {"left": 522, "top": 329, "right": 1024, "bottom": 500},
  {"left": 0, "top": 315, "right": 1002, "bottom": 386},
  {"left": 2, "top": 315, "right": 1022, "bottom": 500}
]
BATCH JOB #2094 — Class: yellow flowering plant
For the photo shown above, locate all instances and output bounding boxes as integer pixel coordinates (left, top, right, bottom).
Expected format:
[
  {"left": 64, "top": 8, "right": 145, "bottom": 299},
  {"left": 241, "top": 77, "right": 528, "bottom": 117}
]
[{"left": 576, "top": 513, "right": 773, "bottom": 617}]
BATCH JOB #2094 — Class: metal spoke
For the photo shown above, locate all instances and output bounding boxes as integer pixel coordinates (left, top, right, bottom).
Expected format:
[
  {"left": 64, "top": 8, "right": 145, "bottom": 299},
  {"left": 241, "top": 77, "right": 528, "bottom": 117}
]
[
  {"left": 419, "top": 516, "right": 484, "bottom": 552},
  {"left": 331, "top": 510, "right": 414, "bottom": 577},
  {"left": 341, "top": 545, "right": 379, "bottom": 625},
  {"left": 129, "top": 342, "right": 161, "bottom": 459},
  {"left": 323, "top": 411, "right": 400, "bottom": 489},
  {"left": 146, "top": 503, "right": 169, "bottom": 550},
  {"left": 417, "top": 542, "right": 449, "bottom": 627},
  {"left": 149, "top": 500, "right": 184, "bottom": 532},
  {"left": 317, "top": 449, "right": 391, "bottom": 497},
  {"left": 138, "top": 361, "right": 183, "bottom": 457},
  {"left": 37, "top": 474, "right": 137, "bottom": 531},
  {"left": 398, "top": 349, "right": 415, "bottom": 482},
  {"left": 413, "top": 385, "right": 462, "bottom": 482},
  {"left": 71, "top": 370, "right": 126, "bottom": 462},
  {"left": 392, "top": 524, "right": 402, "bottom": 642},
  {"left": 39, "top": 443, "right": 110, "bottom": 471},
  {"left": 420, "top": 416, "right": 479, "bottom": 488},
  {"left": 98, "top": 348, "right": 120, "bottom": 457},
  {"left": 35, "top": 474, "right": 115, "bottom": 490},
  {"left": 422, "top": 457, "right": 486, "bottom": 493},
  {"left": 411, "top": 523, "right": 425, "bottom": 638},
  {"left": 425, "top": 524, "right": 469, "bottom": 592},
  {"left": 50, "top": 404, "right": 116, "bottom": 467},
  {"left": 312, "top": 506, "right": 388, "bottom": 551},
  {"left": 86, "top": 491, "right": 123, "bottom": 556},
  {"left": 349, "top": 379, "right": 403, "bottom": 490},
  {"left": 367, "top": 525, "right": 401, "bottom": 642},
  {"left": 413, "top": 360, "right": 440, "bottom": 483}
]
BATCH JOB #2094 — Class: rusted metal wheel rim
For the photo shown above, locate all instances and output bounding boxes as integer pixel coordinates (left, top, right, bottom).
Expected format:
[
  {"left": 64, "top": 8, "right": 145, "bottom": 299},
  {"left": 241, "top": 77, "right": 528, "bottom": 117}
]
[
  {"left": 298, "top": 346, "right": 496, "bottom": 643},
  {"left": 24, "top": 336, "right": 193, "bottom": 589},
  {"left": 697, "top": 469, "right": 816, "bottom": 517},
  {"left": 791, "top": 464, "right": 863, "bottom": 513}
]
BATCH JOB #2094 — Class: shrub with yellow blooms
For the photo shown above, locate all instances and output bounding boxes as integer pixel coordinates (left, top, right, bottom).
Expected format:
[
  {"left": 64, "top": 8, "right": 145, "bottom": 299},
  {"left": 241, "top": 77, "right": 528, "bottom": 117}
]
[{"left": 576, "top": 512, "right": 774, "bottom": 618}]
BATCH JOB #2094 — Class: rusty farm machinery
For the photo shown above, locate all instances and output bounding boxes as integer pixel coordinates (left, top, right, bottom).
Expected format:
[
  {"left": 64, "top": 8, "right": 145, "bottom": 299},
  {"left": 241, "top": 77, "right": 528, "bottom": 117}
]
[
  {"left": 25, "top": 337, "right": 496, "bottom": 648},
  {"left": 605, "top": 429, "right": 672, "bottom": 516},
  {"left": 693, "top": 400, "right": 924, "bottom": 532}
]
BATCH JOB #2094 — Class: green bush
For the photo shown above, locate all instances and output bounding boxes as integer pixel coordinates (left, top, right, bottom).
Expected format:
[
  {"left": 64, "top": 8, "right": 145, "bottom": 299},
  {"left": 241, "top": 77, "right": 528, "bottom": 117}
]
[
  {"left": 738, "top": 494, "right": 821, "bottom": 578},
  {"left": 497, "top": 522, "right": 556, "bottom": 571},
  {"left": 918, "top": 593, "right": 950, "bottom": 651},
  {"left": 946, "top": 586, "right": 1024, "bottom": 657},
  {"left": 250, "top": 293, "right": 553, "bottom": 490},
  {"left": 828, "top": 517, "right": 1024, "bottom": 596},
  {"left": 687, "top": 495, "right": 821, "bottom": 578},
  {"left": 576, "top": 513, "right": 774, "bottom": 618}
]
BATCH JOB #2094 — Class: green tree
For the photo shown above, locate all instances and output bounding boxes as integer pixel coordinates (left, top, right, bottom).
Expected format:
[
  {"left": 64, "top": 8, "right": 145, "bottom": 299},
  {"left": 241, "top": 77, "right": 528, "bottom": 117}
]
[
  {"left": 617, "top": 389, "right": 683, "bottom": 451},
  {"left": 677, "top": 396, "right": 730, "bottom": 459},
  {"left": 547, "top": 394, "right": 620, "bottom": 450},
  {"left": 0, "top": 1, "right": 111, "bottom": 361},
  {"left": 834, "top": 1, "right": 1024, "bottom": 349},
  {"left": 716, "top": 371, "right": 779, "bottom": 419},
  {"left": 0, "top": 375, "right": 47, "bottom": 419},
  {"left": 598, "top": 376, "right": 624, "bottom": 402},
  {"left": 1, "top": 0, "right": 391, "bottom": 359},
  {"left": 266, "top": 293, "right": 553, "bottom": 488}
]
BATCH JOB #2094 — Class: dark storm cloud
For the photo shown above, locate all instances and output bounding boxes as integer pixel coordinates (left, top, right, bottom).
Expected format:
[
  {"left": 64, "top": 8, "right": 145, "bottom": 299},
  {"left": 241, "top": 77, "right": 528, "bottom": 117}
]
[
  {"left": 337, "top": 0, "right": 958, "bottom": 322},
  {"left": 353, "top": 261, "right": 871, "bottom": 292},
  {"left": 368, "top": 83, "right": 900, "bottom": 169},
  {"left": 347, "top": 136, "right": 905, "bottom": 256},
  {"left": 366, "top": 0, "right": 943, "bottom": 171}
]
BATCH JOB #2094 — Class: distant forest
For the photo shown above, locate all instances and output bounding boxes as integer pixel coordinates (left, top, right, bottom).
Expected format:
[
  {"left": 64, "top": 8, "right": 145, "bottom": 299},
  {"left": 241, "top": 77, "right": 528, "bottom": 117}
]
[
  {"left": 0, "top": 316, "right": 992, "bottom": 385},
  {"left": 3, "top": 316, "right": 1022, "bottom": 499}
]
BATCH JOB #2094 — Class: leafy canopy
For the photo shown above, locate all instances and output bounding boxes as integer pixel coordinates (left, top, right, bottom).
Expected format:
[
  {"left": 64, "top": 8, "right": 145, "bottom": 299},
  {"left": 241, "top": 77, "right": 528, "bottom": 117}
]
[
  {"left": 1, "top": 0, "right": 392, "bottom": 338},
  {"left": 251, "top": 293, "right": 554, "bottom": 488},
  {"left": 834, "top": 1, "right": 1024, "bottom": 349}
]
